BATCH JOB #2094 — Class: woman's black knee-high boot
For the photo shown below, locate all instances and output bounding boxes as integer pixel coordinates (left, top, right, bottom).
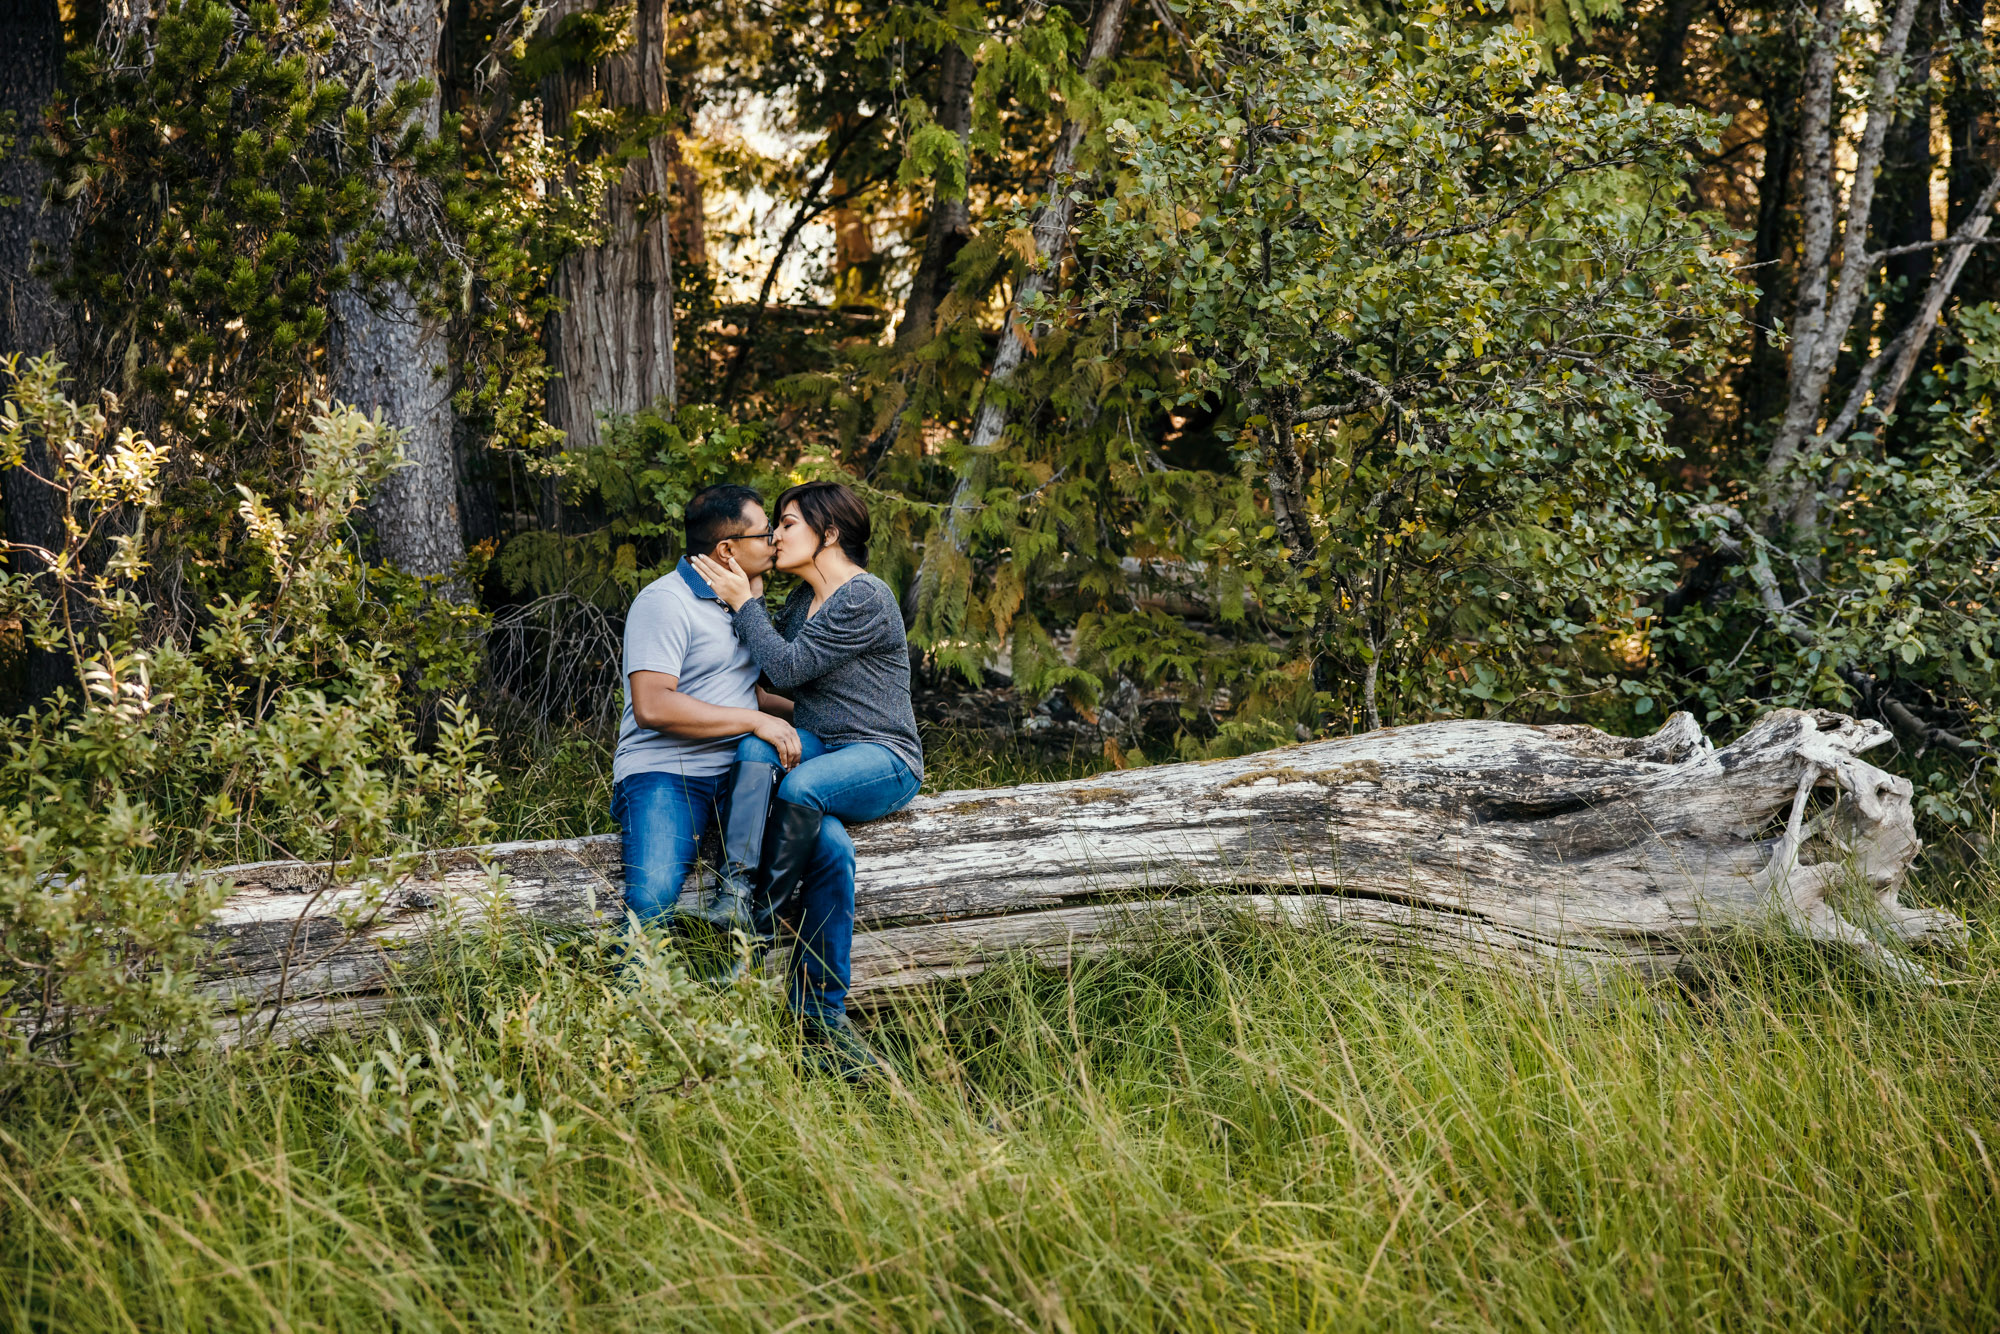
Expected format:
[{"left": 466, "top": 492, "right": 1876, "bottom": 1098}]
[
  {"left": 683, "top": 759, "right": 778, "bottom": 936},
  {"left": 753, "top": 798, "right": 823, "bottom": 940}
]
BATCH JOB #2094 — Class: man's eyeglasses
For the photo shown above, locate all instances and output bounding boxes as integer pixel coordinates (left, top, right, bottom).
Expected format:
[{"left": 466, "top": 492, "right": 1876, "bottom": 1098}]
[{"left": 732, "top": 529, "right": 778, "bottom": 543}]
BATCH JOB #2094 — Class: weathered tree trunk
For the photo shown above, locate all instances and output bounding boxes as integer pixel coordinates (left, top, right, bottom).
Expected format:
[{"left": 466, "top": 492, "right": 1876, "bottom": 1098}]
[
  {"left": 0, "top": 0, "right": 77, "bottom": 702},
  {"left": 539, "top": 0, "right": 678, "bottom": 455},
  {"left": 328, "top": 0, "right": 467, "bottom": 585},
  {"left": 198, "top": 710, "right": 1962, "bottom": 1042},
  {"left": 895, "top": 40, "right": 976, "bottom": 353}
]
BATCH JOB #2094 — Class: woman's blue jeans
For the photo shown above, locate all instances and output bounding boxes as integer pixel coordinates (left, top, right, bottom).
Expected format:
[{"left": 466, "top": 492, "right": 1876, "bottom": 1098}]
[{"left": 734, "top": 729, "right": 920, "bottom": 1022}]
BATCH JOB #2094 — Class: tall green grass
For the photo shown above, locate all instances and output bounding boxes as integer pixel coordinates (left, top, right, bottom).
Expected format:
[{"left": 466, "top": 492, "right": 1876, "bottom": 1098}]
[{"left": 3, "top": 861, "right": 1996, "bottom": 1332}]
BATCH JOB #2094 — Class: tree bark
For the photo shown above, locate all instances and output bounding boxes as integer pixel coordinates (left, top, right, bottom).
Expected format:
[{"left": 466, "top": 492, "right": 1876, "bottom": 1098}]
[
  {"left": 539, "top": 0, "right": 678, "bottom": 456},
  {"left": 912, "top": 0, "right": 1132, "bottom": 630},
  {"left": 328, "top": 0, "right": 467, "bottom": 585},
  {"left": 196, "top": 709, "right": 1964, "bottom": 1043},
  {"left": 895, "top": 39, "right": 976, "bottom": 353},
  {"left": 0, "top": 0, "right": 77, "bottom": 702},
  {"left": 1762, "top": 0, "right": 1922, "bottom": 506}
]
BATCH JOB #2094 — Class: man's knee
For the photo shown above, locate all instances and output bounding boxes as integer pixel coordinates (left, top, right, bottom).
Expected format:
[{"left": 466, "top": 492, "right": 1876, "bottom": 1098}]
[{"left": 624, "top": 859, "right": 694, "bottom": 919}]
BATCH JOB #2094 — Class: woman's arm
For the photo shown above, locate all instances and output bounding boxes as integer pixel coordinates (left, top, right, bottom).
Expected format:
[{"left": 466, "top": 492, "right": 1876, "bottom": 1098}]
[
  {"left": 756, "top": 686, "right": 795, "bottom": 720},
  {"left": 728, "top": 593, "right": 888, "bottom": 691},
  {"left": 688, "top": 553, "right": 900, "bottom": 691}
]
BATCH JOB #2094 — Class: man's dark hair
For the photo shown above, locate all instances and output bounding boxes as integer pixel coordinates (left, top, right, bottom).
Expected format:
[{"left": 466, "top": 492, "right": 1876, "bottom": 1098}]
[
  {"left": 684, "top": 483, "right": 764, "bottom": 556},
  {"left": 775, "top": 480, "right": 871, "bottom": 567}
]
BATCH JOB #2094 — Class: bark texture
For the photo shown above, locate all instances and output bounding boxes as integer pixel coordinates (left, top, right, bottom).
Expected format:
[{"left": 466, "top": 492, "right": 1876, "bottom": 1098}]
[
  {"left": 895, "top": 40, "right": 976, "bottom": 353},
  {"left": 540, "top": 0, "right": 677, "bottom": 453},
  {"left": 196, "top": 709, "right": 1962, "bottom": 1042},
  {"left": 0, "top": 0, "right": 76, "bottom": 701},
  {"left": 328, "top": 0, "right": 467, "bottom": 583}
]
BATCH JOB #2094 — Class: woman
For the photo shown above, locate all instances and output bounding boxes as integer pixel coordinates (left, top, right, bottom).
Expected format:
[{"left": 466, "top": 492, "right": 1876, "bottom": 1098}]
[{"left": 689, "top": 480, "right": 922, "bottom": 1081}]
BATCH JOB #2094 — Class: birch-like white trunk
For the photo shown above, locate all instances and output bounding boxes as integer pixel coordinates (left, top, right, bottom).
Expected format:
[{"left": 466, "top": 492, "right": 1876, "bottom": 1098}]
[{"left": 912, "top": 0, "right": 1132, "bottom": 624}]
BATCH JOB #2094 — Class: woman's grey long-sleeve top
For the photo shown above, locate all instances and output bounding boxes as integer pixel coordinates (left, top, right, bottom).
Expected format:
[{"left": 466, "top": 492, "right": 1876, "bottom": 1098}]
[{"left": 730, "top": 572, "right": 925, "bottom": 781}]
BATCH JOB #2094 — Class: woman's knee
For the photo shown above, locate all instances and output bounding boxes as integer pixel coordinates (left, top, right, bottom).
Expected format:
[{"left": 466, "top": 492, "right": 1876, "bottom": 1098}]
[
  {"left": 775, "top": 765, "right": 829, "bottom": 812},
  {"left": 736, "top": 733, "right": 782, "bottom": 766}
]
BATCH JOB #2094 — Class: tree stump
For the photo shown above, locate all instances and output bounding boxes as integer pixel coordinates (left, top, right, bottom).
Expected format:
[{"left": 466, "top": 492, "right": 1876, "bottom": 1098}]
[{"left": 199, "top": 709, "right": 1964, "bottom": 1041}]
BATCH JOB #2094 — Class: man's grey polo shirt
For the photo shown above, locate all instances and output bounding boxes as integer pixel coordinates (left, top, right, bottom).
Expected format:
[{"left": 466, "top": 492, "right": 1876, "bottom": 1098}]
[{"left": 613, "top": 557, "right": 760, "bottom": 784}]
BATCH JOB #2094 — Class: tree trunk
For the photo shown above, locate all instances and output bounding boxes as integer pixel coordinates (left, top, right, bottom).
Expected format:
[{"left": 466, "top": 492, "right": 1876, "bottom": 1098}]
[
  {"left": 197, "top": 709, "right": 1963, "bottom": 1043},
  {"left": 895, "top": 39, "right": 976, "bottom": 353},
  {"left": 911, "top": 0, "right": 1132, "bottom": 631},
  {"left": 539, "top": 0, "right": 678, "bottom": 456},
  {"left": 328, "top": 0, "right": 467, "bottom": 585},
  {"left": 0, "top": 0, "right": 77, "bottom": 702},
  {"left": 1761, "top": 0, "right": 1921, "bottom": 504}
]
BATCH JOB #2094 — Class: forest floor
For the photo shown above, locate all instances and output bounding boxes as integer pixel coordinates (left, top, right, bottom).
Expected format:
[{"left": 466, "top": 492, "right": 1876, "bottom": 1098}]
[{"left": 2, "top": 734, "right": 1997, "bottom": 1332}]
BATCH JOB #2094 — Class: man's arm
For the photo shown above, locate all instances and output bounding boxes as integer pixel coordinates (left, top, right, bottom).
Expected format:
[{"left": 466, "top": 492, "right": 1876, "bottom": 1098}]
[
  {"left": 629, "top": 671, "right": 800, "bottom": 766},
  {"left": 756, "top": 686, "right": 794, "bottom": 720}
]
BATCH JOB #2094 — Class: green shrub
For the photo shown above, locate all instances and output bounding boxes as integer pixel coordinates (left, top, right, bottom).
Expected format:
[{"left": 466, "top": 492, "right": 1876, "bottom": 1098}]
[{"left": 0, "top": 356, "right": 495, "bottom": 1087}]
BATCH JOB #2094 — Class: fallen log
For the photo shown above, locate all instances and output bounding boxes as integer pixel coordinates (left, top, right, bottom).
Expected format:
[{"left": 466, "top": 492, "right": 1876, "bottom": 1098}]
[{"left": 201, "top": 708, "right": 1964, "bottom": 1041}]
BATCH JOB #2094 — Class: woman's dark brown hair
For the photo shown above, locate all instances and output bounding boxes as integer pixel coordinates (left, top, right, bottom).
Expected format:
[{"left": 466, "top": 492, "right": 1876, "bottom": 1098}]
[{"left": 776, "top": 480, "right": 872, "bottom": 567}]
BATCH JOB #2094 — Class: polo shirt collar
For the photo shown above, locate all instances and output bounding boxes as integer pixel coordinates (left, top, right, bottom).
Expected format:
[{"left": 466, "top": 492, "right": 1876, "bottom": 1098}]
[{"left": 676, "top": 555, "right": 723, "bottom": 602}]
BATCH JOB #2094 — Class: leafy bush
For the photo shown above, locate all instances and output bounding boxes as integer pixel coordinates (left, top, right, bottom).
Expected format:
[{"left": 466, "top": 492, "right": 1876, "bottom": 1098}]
[
  {"left": 1074, "top": 1, "right": 1743, "bottom": 730},
  {"left": 1656, "top": 303, "right": 2000, "bottom": 826},
  {"left": 330, "top": 924, "right": 772, "bottom": 1233},
  {"left": 0, "top": 356, "right": 495, "bottom": 1086}
]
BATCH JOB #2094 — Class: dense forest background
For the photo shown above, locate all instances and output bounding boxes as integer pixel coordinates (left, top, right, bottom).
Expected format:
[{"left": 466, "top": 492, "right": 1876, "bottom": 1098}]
[{"left": 2, "top": 0, "right": 1996, "bottom": 827}]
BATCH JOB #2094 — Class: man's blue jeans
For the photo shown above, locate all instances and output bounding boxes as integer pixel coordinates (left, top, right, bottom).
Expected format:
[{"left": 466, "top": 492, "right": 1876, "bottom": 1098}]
[
  {"left": 611, "top": 769, "right": 728, "bottom": 926},
  {"left": 734, "top": 729, "right": 921, "bottom": 1022}
]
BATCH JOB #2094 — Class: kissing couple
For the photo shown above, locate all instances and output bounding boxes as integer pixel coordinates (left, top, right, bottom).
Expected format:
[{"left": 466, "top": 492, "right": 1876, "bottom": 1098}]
[{"left": 611, "top": 480, "right": 924, "bottom": 1082}]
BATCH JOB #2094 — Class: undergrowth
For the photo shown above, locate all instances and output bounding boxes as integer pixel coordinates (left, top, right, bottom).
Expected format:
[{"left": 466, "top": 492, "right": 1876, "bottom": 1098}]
[{"left": 1, "top": 856, "right": 1995, "bottom": 1332}]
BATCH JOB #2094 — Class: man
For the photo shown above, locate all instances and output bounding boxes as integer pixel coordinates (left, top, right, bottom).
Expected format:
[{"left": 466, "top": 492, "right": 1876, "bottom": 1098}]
[{"left": 612, "top": 483, "right": 798, "bottom": 938}]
